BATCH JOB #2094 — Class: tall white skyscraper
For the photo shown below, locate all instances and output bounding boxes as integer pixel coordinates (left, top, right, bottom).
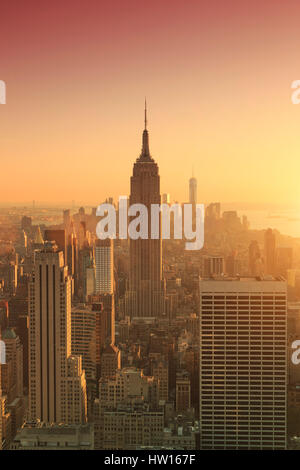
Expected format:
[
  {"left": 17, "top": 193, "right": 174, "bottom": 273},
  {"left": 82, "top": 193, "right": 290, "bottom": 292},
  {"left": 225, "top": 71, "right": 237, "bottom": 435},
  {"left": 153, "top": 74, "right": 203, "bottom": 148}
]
[
  {"left": 95, "top": 239, "right": 113, "bottom": 294},
  {"left": 199, "top": 277, "right": 287, "bottom": 450},
  {"left": 29, "top": 241, "right": 87, "bottom": 424}
]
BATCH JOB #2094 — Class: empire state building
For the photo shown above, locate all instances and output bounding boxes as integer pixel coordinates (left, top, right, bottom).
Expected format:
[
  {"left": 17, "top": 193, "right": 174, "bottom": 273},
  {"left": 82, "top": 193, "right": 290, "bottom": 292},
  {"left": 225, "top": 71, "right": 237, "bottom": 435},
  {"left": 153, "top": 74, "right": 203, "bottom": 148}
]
[{"left": 125, "top": 104, "right": 164, "bottom": 319}]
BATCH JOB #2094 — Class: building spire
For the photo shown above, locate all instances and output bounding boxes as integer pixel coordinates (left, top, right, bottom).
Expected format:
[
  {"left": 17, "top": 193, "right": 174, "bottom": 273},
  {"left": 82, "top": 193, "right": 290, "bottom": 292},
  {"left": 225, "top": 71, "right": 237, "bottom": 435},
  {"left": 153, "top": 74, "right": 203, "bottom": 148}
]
[
  {"left": 144, "top": 98, "right": 147, "bottom": 130},
  {"left": 139, "top": 99, "right": 152, "bottom": 161}
]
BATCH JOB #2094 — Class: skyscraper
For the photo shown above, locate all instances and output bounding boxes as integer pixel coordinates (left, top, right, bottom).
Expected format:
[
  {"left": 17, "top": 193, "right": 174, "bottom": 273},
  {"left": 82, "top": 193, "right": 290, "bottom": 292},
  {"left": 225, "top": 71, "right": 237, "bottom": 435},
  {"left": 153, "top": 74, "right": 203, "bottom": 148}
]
[
  {"left": 162, "top": 193, "right": 170, "bottom": 204},
  {"left": 249, "top": 240, "right": 263, "bottom": 276},
  {"left": 28, "top": 241, "right": 87, "bottom": 424},
  {"left": 264, "top": 228, "right": 276, "bottom": 275},
  {"left": 44, "top": 229, "right": 67, "bottom": 265},
  {"left": 94, "top": 239, "right": 115, "bottom": 348},
  {"left": 199, "top": 277, "right": 287, "bottom": 449},
  {"left": 201, "top": 255, "right": 224, "bottom": 277},
  {"left": 95, "top": 239, "right": 113, "bottom": 295},
  {"left": 71, "top": 305, "right": 96, "bottom": 382},
  {"left": 189, "top": 175, "right": 197, "bottom": 205},
  {"left": 176, "top": 371, "right": 191, "bottom": 412},
  {"left": 1, "top": 328, "right": 23, "bottom": 401},
  {"left": 125, "top": 103, "right": 164, "bottom": 319},
  {"left": 63, "top": 209, "right": 71, "bottom": 230}
]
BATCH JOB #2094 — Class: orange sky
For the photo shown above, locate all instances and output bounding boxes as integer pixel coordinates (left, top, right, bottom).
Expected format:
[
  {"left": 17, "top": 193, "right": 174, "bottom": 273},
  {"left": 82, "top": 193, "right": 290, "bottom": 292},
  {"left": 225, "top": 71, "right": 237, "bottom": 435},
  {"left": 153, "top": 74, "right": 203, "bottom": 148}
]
[{"left": 1, "top": 0, "right": 300, "bottom": 206}]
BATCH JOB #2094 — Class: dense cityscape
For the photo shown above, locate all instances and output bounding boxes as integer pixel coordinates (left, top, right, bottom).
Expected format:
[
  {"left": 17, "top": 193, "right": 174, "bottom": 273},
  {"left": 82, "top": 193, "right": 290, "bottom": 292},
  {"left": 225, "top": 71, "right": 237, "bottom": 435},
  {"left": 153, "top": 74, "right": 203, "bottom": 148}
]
[
  {"left": 3, "top": 0, "right": 300, "bottom": 457},
  {"left": 0, "top": 112, "right": 299, "bottom": 450}
]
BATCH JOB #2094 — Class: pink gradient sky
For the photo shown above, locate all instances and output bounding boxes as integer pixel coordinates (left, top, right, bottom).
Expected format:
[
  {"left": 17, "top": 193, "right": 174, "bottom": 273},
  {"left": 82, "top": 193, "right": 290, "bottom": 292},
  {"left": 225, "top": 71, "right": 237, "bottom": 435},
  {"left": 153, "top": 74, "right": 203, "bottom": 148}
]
[{"left": 1, "top": 0, "right": 300, "bottom": 206}]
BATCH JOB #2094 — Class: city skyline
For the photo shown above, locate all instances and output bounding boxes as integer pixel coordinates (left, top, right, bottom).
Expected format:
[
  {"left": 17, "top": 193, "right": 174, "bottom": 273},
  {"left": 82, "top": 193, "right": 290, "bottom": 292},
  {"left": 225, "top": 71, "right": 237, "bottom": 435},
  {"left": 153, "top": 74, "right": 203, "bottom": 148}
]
[{"left": 1, "top": 0, "right": 300, "bottom": 453}]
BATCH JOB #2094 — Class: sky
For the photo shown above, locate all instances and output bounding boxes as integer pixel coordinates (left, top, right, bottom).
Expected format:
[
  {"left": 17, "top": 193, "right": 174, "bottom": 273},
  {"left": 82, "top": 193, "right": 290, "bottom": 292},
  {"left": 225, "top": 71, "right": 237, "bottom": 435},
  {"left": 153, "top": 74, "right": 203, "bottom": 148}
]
[{"left": 1, "top": 0, "right": 300, "bottom": 207}]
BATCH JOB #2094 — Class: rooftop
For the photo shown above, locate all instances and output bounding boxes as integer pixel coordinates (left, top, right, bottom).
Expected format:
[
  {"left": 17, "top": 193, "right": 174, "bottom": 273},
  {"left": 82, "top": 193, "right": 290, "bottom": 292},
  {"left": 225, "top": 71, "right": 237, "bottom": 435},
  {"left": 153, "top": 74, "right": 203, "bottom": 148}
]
[
  {"left": 2, "top": 328, "right": 16, "bottom": 340},
  {"left": 200, "top": 275, "right": 285, "bottom": 282}
]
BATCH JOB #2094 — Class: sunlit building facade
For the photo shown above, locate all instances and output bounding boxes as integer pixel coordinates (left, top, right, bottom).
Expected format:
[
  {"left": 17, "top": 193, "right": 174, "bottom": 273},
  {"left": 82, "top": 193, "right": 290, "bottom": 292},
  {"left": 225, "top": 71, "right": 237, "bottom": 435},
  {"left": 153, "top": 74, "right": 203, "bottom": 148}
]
[{"left": 199, "top": 277, "right": 287, "bottom": 449}]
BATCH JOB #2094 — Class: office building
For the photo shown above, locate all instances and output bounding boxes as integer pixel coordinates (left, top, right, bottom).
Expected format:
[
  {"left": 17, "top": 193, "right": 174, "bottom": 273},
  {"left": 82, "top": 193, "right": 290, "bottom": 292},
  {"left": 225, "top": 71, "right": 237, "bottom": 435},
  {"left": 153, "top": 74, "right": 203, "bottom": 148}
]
[
  {"left": 189, "top": 176, "right": 197, "bottom": 205},
  {"left": 28, "top": 241, "right": 87, "bottom": 425},
  {"left": 199, "top": 277, "right": 287, "bottom": 449},
  {"left": 151, "top": 360, "right": 169, "bottom": 402},
  {"left": 125, "top": 104, "right": 164, "bottom": 319},
  {"left": 95, "top": 239, "right": 113, "bottom": 295},
  {"left": 264, "top": 229, "right": 276, "bottom": 275},
  {"left": 71, "top": 305, "right": 96, "bottom": 382},
  {"left": 102, "top": 403, "right": 163, "bottom": 450},
  {"left": 44, "top": 229, "right": 67, "bottom": 265},
  {"left": 100, "top": 344, "right": 121, "bottom": 380},
  {"left": 201, "top": 255, "right": 224, "bottom": 277},
  {"left": 176, "top": 371, "right": 191, "bottom": 412},
  {"left": 1, "top": 328, "right": 23, "bottom": 402},
  {"left": 11, "top": 422, "right": 94, "bottom": 450}
]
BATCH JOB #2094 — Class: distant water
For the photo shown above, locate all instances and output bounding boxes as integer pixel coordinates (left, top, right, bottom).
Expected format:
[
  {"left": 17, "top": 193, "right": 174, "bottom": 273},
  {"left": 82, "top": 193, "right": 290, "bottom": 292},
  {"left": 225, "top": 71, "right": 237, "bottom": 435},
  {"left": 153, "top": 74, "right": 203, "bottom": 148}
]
[
  {"left": 3, "top": 203, "right": 300, "bottom": 239},
  {"left": 234, "top": 208, "right": 300, "bottom": 238}
]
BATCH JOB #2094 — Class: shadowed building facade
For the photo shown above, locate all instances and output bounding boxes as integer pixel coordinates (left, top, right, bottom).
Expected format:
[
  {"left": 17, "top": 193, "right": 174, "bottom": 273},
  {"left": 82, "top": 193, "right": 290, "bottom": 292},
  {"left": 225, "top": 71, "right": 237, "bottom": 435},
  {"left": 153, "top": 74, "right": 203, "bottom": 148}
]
[
  {"left": 28, "top": 242, "right": 87, "bottom": 425},
  {"left": 125, "top": 104, "right": 164, "bottom": 319}
]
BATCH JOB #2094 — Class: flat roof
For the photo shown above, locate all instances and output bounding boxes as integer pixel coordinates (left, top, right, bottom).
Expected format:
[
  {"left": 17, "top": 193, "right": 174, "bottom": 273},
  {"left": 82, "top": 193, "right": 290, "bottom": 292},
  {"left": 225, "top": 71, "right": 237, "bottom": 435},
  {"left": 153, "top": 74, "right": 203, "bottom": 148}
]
[{"left": 200, "top": 276, "right": 285, "bottom": 282}]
